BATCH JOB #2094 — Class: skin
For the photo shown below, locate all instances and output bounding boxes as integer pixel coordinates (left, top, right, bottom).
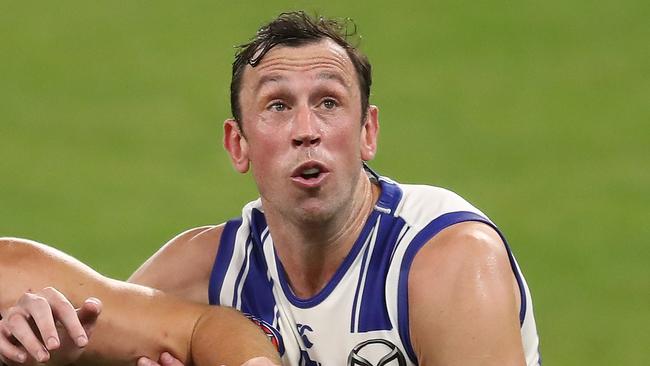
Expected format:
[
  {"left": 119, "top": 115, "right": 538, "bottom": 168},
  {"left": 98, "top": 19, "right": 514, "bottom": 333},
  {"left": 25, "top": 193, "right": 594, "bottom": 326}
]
[
  {"left": 0, "top": 238, "right": 281, "bottom": 366},
  {"left": 2, "top": 39, "right": 527, "bottom": 365},
  {"left": 409, "top": 222, "right": 525, "bottom": 365}
]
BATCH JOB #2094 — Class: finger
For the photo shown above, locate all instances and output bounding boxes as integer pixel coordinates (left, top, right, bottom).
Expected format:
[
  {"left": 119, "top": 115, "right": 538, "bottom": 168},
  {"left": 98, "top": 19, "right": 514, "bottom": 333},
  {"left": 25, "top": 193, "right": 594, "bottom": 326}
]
[
  {"left": 0, "top": 325, "right": 28, "bottom": 364},
  {"left": 137, "top": 356, "right": 161, "bottom": 366},
  {"left": 159, "top": 352, "right": 184, "bottom": 366},
  {"left": 4, "top": 313, "right": 49, "bottom": 363},
  {"left": 76, "top": 298, "right": 102, "bottom": 340},
  {"left": 18, "top": 294, "right": 59, "bottom": 351},
  {"left": 39, "top": 288, "right": 87, "bottom": 348},
  {"left": 240, "top": 357, "right": 279, "bottom": 366}
]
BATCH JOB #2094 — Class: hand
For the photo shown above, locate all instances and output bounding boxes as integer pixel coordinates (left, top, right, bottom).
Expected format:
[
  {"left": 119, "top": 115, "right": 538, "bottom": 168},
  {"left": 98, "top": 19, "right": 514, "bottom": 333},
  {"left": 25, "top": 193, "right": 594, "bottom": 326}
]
[
  {"left": 0, "top": 287, "right": 101, "bottom": 365},
  {"left": 239, "top": 356, "right": 280, "bottom": 365},
  {"left": 136, "top": 354, "right": 280, "bottom": 366},
  {"left": 137, "top": 352, "right": 183, "bottom": 366}
]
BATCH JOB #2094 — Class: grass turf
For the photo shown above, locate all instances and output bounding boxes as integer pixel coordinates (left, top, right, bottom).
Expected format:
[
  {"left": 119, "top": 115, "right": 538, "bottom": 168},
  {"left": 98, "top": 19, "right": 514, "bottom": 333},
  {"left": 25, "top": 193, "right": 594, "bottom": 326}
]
[{"left": 1, "top": 1, "right": 648, "bottom": 364}]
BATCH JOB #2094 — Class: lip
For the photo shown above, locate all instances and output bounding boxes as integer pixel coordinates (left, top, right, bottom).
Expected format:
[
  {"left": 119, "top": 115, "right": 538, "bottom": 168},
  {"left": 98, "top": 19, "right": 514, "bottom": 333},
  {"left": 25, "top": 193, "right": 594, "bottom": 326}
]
[{"left": 290, "top": 161, "right": 330, "bottom": 189}]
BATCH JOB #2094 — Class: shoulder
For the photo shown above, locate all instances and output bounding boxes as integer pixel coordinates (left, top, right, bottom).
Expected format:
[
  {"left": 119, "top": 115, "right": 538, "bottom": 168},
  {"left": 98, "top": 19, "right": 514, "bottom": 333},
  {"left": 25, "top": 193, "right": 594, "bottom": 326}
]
[
  {"left": 394, "top": 183, "right": 487, "bottom": 227},
  {"left": 408, "top": 222, "right": 517, "bottom": 305},
  {"left": 409, "top": 221, "right": 510, "bottom": 281},
  {"left": 128, "top": 225, "right": 225, "bottom": 303},
  {"left": 407, "top": 221, "right": 524, "bottom": 364}
]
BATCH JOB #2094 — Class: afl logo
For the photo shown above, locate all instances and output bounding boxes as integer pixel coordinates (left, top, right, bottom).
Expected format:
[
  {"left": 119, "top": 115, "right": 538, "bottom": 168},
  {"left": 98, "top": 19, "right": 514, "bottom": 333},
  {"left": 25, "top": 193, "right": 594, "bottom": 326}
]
[
  {"left": 347, "top": 339, "right": 406, "bottom": 366},
  {"left": 243, "top": 313, "right": 284, "bottom": 355}
]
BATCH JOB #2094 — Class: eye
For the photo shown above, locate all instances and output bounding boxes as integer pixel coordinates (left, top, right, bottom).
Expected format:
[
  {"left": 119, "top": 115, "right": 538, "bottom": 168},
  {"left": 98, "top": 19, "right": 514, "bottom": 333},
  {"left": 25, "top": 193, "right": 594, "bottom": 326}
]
[
  {"left": 322, "top": 99, "right": 337, "bottom": 110},
  {"left": 269, "top": 102, "right": 287, "bottom": 112}
]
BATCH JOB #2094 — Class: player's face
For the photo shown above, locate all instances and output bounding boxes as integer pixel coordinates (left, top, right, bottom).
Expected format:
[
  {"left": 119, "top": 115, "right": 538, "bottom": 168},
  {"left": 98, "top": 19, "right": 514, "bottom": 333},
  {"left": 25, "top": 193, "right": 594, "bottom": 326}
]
[{"left": 224, "top": 39, "right": 378, "bottom": 223}]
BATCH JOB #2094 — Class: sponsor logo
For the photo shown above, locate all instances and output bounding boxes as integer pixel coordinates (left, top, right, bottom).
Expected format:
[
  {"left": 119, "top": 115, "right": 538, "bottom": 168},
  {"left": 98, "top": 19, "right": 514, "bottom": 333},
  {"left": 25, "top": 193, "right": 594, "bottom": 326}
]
[
  {"left": 297, "top": 323, "right": 315, "bottom": 348},
  {"left": 347, "top": 339, "right": 406, "bottom": 366},
  {"left": 296, "top": 323, "right": 321, "bottom": 365}
]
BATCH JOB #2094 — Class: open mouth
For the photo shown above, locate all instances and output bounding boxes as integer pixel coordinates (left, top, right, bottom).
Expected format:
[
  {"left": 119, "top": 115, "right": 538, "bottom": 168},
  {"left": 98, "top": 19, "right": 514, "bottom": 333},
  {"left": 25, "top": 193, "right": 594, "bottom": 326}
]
[
  {"left": 292, "top": 162, "right": 329, "bottom": 186},
  {"left": 300, "top": 166, "right": 322, "bottom": 180}
]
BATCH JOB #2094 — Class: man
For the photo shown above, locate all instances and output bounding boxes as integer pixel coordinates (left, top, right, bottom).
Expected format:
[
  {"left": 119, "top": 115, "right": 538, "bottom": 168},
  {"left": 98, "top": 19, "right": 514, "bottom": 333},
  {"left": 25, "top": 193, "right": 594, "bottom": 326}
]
[{"left": 1, "top": 11, "right": 540, "bottom": 366}]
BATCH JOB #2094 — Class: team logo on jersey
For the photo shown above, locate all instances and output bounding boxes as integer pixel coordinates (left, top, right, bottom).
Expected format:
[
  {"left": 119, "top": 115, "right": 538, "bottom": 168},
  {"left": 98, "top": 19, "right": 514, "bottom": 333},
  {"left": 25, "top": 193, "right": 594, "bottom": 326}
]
[
  {"left": 244, "top": 313, "right": 284, "bottom": 355},
  {"left": 296, "top": 324, "right": 321, "bottom": 365},
  {"left": 347, "top": 339, "right": 406, "bottom": 366}
]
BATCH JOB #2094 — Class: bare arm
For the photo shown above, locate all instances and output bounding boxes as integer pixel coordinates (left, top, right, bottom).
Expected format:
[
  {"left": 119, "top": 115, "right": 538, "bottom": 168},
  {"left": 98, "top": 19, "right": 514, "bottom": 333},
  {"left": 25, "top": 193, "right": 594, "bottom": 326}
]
[
  {"left": 128, "top": 225, "right": 223, "bottom": 303},
  {"left": 0, "top": 238, "right": 280, "bottom": 366},
  {"left": 408, "top": 222, "right": 525, "bottom": 366}
]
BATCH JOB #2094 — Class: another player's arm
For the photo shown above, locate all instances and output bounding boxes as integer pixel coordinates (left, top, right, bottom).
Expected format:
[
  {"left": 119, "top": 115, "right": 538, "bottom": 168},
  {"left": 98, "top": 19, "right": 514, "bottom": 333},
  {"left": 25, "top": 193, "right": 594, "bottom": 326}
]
[
  {"left": 128, "top": 225, "right": 224, "bottom": 303},
  {"left": 408, "top": 222, "right": 526, "bottom": 366},
  {"left": 0, "top": 238, "right": 280, "bottom": 366},
  {"left": 128, "top": 225, "right": 226, "bottom": 366}
]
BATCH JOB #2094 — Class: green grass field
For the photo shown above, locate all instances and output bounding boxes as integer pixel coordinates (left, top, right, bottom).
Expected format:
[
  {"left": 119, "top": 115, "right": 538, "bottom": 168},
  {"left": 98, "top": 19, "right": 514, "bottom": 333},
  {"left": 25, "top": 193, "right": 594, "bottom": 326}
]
[{"left": 1, "top": 1, "right": 648, "bottom": 364}]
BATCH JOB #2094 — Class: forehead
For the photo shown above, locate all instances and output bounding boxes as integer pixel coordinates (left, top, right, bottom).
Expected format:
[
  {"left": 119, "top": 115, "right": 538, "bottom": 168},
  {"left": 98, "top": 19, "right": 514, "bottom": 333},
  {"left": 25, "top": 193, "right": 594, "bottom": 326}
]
[{"left": 241, "top": 39, "right": 358, "bottom": 90}]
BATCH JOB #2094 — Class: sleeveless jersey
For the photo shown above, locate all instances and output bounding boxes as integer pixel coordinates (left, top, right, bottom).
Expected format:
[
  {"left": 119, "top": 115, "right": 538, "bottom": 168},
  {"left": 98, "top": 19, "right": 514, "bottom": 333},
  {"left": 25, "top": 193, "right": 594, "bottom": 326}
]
[{"left": 209, "top": 175, "right": 541, "bottom": 365}]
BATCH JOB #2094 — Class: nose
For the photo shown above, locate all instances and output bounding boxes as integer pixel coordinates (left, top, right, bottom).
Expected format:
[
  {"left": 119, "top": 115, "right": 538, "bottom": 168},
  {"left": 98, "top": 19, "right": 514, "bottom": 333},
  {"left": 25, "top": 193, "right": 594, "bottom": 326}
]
[{"left": 291, "top": 106, "right": 321, "bottom": 148}]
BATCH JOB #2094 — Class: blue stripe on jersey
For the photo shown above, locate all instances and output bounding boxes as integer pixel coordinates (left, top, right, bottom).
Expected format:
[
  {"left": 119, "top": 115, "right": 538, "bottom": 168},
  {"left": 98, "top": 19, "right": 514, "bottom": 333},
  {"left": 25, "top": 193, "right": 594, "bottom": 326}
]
[
  {"left": 238, "top": 237, "right": 277, "bottom": 324},
  {"left": 396, "top": 211, "right": 528, "bottom": 364},
  {"left": 350, "top": 180, "right": 406, "bottom": 332},
  {"left": 209, "top": 218, "right": 242, "bottom": 305},
  {"left": 251, "top": 208, "right": 268, "bottom": 245},
  {"left": 355, "top": 216, "right": 408, "bottom": 333},
  {"left": 231, "top": 236, "right": 253, "bottom": 309},
  {"left": 233, "top": 208, "right": 277, "bottom": 324},
  {"left": 350, "top": 218, "right": 379, "bottom": 332},
  {"left": 375, "top": 177, "right": 403, "bottom": 214},
  {"left": 214, "top": 211, "right": 283, "bottom": 355}
]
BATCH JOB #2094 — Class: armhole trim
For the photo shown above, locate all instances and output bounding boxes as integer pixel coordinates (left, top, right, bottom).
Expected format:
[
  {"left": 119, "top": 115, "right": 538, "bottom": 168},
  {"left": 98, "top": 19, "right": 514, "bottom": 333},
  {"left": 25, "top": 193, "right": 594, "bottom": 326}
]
[{"left": 397, "top": 211, "right": 527, "bottom": 364}]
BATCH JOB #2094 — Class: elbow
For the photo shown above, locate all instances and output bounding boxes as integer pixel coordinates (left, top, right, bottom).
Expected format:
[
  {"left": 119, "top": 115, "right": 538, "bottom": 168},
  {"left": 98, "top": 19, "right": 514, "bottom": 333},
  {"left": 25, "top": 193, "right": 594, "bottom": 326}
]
[
  {"left": 0, "top": 237, "right": 32, "bottom": 265},
  {"left": 0, "top": 237, "right": 36, "bottom": 309},
  {"left": 190, "top": 307, "right": 281, "bottom": 365}
]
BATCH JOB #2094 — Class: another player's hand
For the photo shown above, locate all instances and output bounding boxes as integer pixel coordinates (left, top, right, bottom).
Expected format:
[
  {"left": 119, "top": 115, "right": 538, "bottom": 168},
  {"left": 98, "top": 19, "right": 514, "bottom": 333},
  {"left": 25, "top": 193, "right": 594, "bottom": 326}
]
[
  {"left": 136, "top": 353, "right": 280, "bottom": 366},
  {"left": 0, "top": 287, "right": 101, "bottom": 365},
  {"left": 239, "top": 356, "right": 280, "bottom": 365},
  {"left": 137, "top": 352, "right": 182, "bottom": 366}
]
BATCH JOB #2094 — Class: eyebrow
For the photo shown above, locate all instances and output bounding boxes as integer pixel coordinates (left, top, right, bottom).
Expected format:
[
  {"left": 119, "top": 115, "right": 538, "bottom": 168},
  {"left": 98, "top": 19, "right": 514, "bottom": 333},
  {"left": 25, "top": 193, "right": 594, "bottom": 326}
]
[
  {"left": 254, "top": 71, "right": 351, "bottom": 93},
  {"left": 255, "top": 74, "right": 285, "bottom": 92},
  {"left": 316, "top": 71, "right": 350, "bottom": 87}
]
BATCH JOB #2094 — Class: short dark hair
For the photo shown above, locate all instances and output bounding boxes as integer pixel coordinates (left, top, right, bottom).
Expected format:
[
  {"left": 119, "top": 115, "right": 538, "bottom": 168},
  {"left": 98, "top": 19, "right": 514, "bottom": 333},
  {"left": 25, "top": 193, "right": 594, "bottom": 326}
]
[{"left": 230, "top": 11, "right": 372, "bottom": 125}]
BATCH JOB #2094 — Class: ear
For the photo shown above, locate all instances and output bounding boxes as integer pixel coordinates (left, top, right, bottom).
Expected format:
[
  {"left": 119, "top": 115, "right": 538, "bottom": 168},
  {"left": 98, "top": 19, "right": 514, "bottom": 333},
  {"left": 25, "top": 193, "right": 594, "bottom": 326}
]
[
  {"left": 223, "top": 119, "right": 250, "bottom": 173},
  {"left": 360, "top": 105, "right": 379, "bottom": 161}
]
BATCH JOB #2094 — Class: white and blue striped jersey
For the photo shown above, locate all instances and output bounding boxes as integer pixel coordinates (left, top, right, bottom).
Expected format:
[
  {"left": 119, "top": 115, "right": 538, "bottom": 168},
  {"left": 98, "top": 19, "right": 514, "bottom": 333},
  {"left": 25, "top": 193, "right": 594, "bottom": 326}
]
[{"left": 209, "top": 174, "right": 541, "bottom": 365}]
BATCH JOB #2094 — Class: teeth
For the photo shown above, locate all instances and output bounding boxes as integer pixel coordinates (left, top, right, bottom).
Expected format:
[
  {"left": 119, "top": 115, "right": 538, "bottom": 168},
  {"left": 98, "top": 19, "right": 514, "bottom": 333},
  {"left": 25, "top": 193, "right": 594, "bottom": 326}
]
[{"left": 302, "top": 167, "right": 320, "bottom": 175}]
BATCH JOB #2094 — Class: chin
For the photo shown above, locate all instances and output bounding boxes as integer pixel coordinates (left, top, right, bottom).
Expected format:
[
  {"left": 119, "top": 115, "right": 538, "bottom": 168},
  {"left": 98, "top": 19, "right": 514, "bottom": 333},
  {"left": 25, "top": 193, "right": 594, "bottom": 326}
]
[{"left": 295, "top": 201, "right": 337, "bottom": 223}]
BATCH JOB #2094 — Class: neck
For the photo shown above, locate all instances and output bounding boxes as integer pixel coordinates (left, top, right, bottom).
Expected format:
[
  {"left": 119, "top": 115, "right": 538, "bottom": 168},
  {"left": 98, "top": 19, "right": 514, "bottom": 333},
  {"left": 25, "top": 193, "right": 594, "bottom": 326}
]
[{"left": 265, "top": 173, "right": 379, "bottom": 298}]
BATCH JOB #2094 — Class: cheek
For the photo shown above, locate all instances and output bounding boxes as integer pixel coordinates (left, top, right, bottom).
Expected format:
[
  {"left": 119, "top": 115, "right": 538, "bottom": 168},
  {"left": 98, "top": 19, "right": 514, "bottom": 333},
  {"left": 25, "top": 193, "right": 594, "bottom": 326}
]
[
  {"left": 328, "top": 126, "right": 362, "bottom": 157},
  {"left": 247, "top": 137, "right": 286, "bottom": 178},
  {"left": 249, "top": 142, "right": 276, "bottom": 168},
  {"left": 249, "top": 154, "right": 278, "bottom": 197}
]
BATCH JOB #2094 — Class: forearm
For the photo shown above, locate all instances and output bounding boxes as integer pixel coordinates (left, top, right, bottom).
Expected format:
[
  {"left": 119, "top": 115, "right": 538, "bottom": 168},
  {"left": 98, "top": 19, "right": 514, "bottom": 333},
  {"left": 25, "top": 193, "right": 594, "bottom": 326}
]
[
  {"left": 80, "top": 287, "right": 282, "bottom": 365},
  {"left": 0, "top": 238, "right": 280, "bottom": 366},
  {"left": 79, "top": 282, "right": 201, "bottom": 365},
  {"left": 1, "top": 238, "right": 198, "bottom": 365}
]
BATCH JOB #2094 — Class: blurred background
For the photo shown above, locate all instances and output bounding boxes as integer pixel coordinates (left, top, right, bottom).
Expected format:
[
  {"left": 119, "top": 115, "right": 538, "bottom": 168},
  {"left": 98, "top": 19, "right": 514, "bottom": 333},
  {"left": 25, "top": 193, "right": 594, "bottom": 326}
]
[{"left": 1, "top": 1, "right": 648, "bottom": 364}]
